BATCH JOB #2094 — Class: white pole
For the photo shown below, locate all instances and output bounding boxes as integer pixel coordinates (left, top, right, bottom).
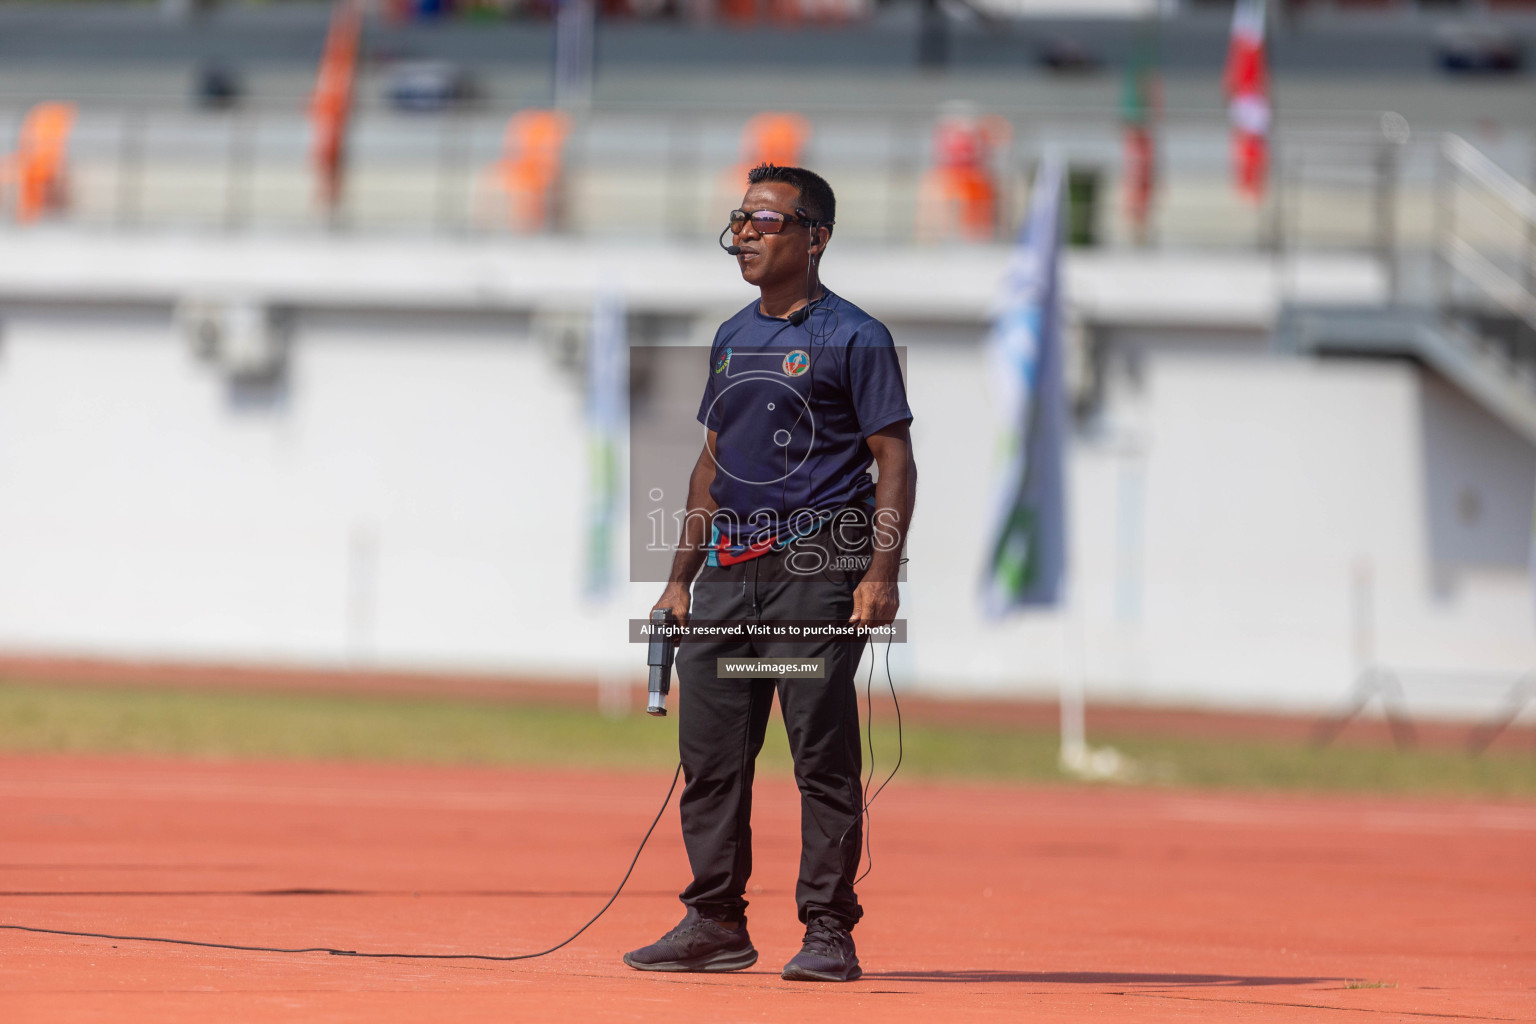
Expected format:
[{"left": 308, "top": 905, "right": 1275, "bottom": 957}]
[
  {"left": 1059, "top": 583, "right": 1087, "bottom": 773},
  {"left": 1353, "top": 557, "right": 1375, "bottom": 680},
  {"left": 346, "top": 521, "right": 377, "bottom": 667}
]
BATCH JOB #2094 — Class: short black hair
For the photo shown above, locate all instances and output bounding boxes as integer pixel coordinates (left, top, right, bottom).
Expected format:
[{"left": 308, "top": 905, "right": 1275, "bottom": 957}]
[{"left": 746, "top": 163, "right": 836, "bottom": 226}]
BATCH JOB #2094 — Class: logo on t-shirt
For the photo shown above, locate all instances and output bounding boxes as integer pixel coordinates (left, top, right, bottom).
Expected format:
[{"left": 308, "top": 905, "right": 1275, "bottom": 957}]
[
  {"left": 715, "top": 348, "right": 732, "bottom": 374},
  {"left": 782, "top": 350, "right": 809, "bottom": 377}
]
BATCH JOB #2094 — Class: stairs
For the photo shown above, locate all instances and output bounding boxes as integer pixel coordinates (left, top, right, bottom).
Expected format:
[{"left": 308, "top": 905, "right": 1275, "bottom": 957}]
[
  {"left": 1277, "top": 132, "right": 1536, "bottom": 447},
  {"left": 1278, "top": 303, "right": 1536, "bottom": 446}
]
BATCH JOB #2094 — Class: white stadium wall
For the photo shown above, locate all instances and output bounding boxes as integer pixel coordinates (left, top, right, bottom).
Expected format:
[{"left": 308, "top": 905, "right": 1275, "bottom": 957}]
[
  {"left": 902, "top": 340, "right": 1536, "bottom": 715},
  {"left": 0, "top": 252, "right": 1533, "bottom": 718},
  {"left": 0, "top": 305, "right": 641, "bottom": 679}
]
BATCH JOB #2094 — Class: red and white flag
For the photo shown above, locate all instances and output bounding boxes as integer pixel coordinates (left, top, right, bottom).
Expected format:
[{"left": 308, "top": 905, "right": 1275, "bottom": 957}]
[{"left": 1224, "top": 0, "right": 1269, "bottom": 202}]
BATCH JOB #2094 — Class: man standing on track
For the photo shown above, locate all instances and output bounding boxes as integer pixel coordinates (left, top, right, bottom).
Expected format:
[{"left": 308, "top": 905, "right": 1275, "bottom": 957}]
[{"left": 623, "top": 165, "right": 916, "bottom": 983}]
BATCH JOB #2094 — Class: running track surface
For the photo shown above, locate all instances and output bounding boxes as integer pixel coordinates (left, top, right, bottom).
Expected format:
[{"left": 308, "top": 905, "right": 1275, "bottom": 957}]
[{"left": 1, "top": 755, "right": 1532, "bottom": 1023}]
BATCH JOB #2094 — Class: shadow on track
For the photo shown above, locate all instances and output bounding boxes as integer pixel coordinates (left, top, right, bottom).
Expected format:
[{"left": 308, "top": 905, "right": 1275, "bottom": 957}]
[
  {"left": 868, "top": 971, "right": 1337, "bottom": 987},
  {"left": 0, "top": 889, "right": 680, "bottom": 898}
]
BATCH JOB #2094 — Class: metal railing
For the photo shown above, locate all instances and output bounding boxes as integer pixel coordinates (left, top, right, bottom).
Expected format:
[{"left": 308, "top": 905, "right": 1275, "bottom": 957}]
[
  {"left": 3, "top": 100, "right": 1484, "bottom": 253},
  {"left": 1437, "top": 133, "right": 1536, "bottom": 334},
  {"left": 1275, "top": 127, "right": 1536, "bottom": 444}
]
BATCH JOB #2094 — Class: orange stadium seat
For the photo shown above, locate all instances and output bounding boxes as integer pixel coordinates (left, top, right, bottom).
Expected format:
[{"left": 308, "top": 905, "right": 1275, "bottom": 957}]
[
  {"left": 917, "top": 113, "right": 1012, "bottom": 242},
  {"left": 489, "top": 110, "right": 571, "bottom": 233},
  {"left": 717, "top": 112, "right": 811, "bottom": 214},
  {"left": 714, "top": 113, "right": 812, "bottom": 224},
  {"left": 1, "top": 102, "right": 77, "bottom": 224},
  {"left": 740, "top": 112, "right": 809, "bottom": 170}
]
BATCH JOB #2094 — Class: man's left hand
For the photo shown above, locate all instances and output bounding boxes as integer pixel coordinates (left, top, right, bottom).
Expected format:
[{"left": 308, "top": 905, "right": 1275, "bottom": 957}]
[{"left": 850, "top": 579, "right": 899, "bottom": 629}]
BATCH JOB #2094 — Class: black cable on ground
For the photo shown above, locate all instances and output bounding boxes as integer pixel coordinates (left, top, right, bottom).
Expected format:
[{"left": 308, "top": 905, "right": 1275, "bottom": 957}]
[{"left": 0, "top": 760, "right": 684, "bottom": 962}]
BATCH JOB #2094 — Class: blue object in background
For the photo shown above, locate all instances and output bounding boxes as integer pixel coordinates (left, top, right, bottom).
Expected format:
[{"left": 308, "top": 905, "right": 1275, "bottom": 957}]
[{"left": 982, "top": 154, "right": 1068, "bottom": 615}]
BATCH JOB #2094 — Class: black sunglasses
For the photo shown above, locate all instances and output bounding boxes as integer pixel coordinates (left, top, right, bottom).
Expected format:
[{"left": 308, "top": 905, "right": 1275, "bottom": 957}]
[{"left": 728, "top": 208, "right": 806, "bottom": 235}]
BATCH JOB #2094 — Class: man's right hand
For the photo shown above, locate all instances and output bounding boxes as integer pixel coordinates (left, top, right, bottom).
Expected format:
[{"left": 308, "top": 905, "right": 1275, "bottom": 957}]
[{"left": 653, "top": 584, "right": 691, "bottom": 628}]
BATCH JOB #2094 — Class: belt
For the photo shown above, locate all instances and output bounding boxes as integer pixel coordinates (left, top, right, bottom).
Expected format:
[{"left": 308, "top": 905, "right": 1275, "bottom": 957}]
[{"left": 705, "top": 503, "right": 870, "bottom": 569}]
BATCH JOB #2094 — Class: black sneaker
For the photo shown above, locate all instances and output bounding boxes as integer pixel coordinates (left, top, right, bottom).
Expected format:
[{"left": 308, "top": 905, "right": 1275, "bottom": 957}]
[
  {"left": 622, "top": 910, "right": 758, "bottom": 973},
  {"left": 781, "top": 915, "right": 861, "bottom": 982}
]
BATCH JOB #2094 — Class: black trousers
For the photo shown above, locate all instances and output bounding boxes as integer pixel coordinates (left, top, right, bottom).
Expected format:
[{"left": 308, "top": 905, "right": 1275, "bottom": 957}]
[{"left": 675, "top": 527, "right": 869, "bottom": 930}]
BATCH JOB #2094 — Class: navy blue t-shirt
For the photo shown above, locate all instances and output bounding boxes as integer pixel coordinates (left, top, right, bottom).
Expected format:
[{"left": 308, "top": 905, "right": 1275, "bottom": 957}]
[{"left": 698, "top": 290, "right": 912, "bottom": 548}]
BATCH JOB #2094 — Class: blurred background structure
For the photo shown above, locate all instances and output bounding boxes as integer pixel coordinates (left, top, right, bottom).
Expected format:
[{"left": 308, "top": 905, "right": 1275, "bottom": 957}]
[{"left": 0, "top": 0, "right": 1534, "bottom": 733}]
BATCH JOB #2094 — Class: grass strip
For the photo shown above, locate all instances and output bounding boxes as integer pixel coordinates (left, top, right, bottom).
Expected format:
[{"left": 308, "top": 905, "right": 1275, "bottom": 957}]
[{"left": 0, "top": 681, "right": 1532, "bottom": 798}]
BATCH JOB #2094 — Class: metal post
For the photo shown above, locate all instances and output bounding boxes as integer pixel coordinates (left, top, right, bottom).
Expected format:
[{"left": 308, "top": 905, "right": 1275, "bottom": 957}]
[
  {"left": 223, "top": 110, "right": 256, "bottom": 233},
  {"left": 1433, "top": 136, "right": 1454, "bottom": 315},
  {"left": 550, "top": 115, "right": 579, "bottom": 235},
  {"left": 1376, "top": 137, "right": 1399, "bottom": 301},
  {"left": 665, "top": 116, "right": 696, "bottom": 240},
  {"left": 997, "top": 117, "right": 1018, "bottom": 240},
  {"left": 1275, "top": 136, "right": 1300, "bottom": 305},
  {"left": 116, "top": 108, "right": 145, "bottom": 230},
  {"left": 1, "top": 108, "right": 21, "bottom": 223},
  {"left": 434, "top": 112, "right": 466, "bottom": 234},
  {"left": 887, "top": 119, "right": 919, "bottom": 245},
  {"left": 1262, "top": 132, "right": 1284, "bottom": 254}
]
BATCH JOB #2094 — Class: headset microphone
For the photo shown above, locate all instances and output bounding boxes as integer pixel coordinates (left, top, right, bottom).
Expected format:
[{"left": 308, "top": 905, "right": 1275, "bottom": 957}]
[{"left": 718, "top": 224, "right": 744, "bottom": 257}]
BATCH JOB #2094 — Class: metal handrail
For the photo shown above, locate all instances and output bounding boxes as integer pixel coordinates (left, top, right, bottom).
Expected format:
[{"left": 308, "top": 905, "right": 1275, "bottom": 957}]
[
  {"left": 0, "top": 102, "right": 1477, "bottom": 251},
  {"left": 1436, "top": 133, "right": 1536, "bottom": 334},
  {"left": 1442, "top": 134, "right": 1536, "bottom": 222},
  {"left": 1443, "top": 236, "right": 1536, "bottom": 332}
]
